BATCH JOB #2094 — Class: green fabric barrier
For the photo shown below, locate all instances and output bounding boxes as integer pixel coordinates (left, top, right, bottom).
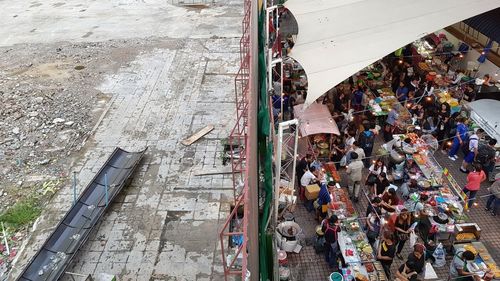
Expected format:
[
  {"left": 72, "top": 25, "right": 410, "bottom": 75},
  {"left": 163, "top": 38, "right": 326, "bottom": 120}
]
[{"left": 257, "top": 5, "right": 273, "bottom": 281}]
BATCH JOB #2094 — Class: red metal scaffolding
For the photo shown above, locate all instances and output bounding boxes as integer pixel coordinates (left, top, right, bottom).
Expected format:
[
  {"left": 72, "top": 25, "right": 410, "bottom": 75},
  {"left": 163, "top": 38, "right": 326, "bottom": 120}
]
[{"left": 219, "top": 0, "right": 252, "bottom": 279}]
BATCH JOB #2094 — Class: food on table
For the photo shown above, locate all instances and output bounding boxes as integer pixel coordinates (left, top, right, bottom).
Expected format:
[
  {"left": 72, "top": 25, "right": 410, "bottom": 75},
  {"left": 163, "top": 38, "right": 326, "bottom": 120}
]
[
  {"left": 362, "top": 246, "right": 373, "bottom": 254},
  {"left": 456, "top": 233, "right": 476, "bottom": 241},
  {"left": 406, "top": 133, "right": 418, "bottom": 143},
  {"left": 464, "top": 244, "right": 478, "bottom": 255},
  {"left": 345, "top": 249, "right": 355, "bottom": 256},
  {"left": 365, "top": 262, "right": 375, "bottom": 272},
  {"left": 355, "top": 233, "right": 365, "bottom": 241},
  {"left": 413, "top": 154, "right": 426, "bottom": 165},
  {"left": 368, "top": 273, "right": 378, "bottom": 281},
  {"left": 356, "top": 241, "right": 373, "bottom": 255},
  {"left": 418, "top": 62, "right": 431, "bottom": 72},
  {"left": 317, "top": 142, "right": 329, "bottom": 149},
  {"left": 350, "top": 221, "right": 360, "bottom": 231},
  {"left": 360, "top": 252, "right": 373, "bottom": 263},
  {"left": 355, "top": 273, "right": 369, "bottom": 281}
]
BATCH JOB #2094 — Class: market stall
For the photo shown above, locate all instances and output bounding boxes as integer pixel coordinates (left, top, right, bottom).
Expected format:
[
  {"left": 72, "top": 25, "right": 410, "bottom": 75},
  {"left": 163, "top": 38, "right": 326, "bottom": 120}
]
[
  {"left": 382, "top": 133, "right": 468, "bottom": 247},
  {"left": 367, "top": 88, "right": 412, "bottom": 129},
  {"left": 294, "top": 103, "right": 341, "bottom": 159},
  {"left": 338, "top": 218, "right": 387, "bottom": 281},
  {"left": 453, "top": 242, "right": 500, "bottom": 280},
  {"left": 434, "top": 89, "right": 461, "bottom": 114}
]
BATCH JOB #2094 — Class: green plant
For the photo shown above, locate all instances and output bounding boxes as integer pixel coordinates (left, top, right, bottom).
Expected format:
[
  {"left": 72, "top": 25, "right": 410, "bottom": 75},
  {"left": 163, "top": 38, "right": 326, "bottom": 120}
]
[{"left": 0, "top": 197, "right": 41, "bottom": 229}]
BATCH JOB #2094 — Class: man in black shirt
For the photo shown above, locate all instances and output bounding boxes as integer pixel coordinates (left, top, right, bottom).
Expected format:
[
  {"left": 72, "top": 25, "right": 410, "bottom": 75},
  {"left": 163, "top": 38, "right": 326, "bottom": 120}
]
[
  {"left": 296, "top": 154, "right": 312, "bottom": 185},
  {"left": 477, "top": 139, "right": 497, "bottom": 181},
  {"left": 377, "top": 232, "right": 396, "bottom": 279},
  {"left": 322, "top": 215, "right": 341, "bottom": 269},
  {"left": 365, "top": 197, "right": 382, "bottom": 218}
]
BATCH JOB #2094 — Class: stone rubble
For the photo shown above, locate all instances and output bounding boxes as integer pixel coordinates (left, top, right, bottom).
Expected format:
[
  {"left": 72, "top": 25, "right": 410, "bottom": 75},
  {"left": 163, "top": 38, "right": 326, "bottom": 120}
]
[
  {"left": 0, "top": 39, "right": 158, "bottom": 278},
  {"left": 0, "top": 40, "right": 158, "bottom": 209}
]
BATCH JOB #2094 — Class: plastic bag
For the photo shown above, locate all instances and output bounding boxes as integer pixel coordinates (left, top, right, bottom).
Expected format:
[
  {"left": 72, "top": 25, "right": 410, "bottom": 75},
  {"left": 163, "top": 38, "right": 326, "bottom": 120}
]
[
  {"left": 340, "top": 155, "right": 347, "bottom": 167},
  {"left": 433, "top": 243, "right": 446, "bottom": 267},
  {"left": 409, "top": 231, "right": 418, "bottom": 248},
  {"left": 373, "top": 238, "right": 380, "bottom": 253}
]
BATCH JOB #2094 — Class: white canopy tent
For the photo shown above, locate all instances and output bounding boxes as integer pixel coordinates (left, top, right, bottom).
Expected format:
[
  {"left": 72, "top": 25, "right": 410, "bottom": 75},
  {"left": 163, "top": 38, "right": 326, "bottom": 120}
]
[{"left": 284, "top": 0, "right": 500, "bottom": 107}]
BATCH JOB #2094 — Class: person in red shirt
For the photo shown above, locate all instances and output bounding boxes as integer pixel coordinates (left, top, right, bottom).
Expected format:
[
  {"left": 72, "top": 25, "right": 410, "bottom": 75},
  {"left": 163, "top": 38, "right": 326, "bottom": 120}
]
[{"left": 462, "top": 163, "right": 486, "bottom": 209}]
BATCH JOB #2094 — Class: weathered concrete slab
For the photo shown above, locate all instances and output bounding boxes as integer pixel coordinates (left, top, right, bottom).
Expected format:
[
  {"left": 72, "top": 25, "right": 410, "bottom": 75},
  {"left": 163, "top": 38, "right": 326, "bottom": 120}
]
[{"left": 5, "top": 0, "right": 242, "bottom": 279}]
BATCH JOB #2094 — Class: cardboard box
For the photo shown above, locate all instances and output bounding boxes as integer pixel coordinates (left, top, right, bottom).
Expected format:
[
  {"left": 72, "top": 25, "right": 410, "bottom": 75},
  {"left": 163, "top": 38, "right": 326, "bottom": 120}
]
[{"left": 305, "top": 184, "right": 320, "bottom": 200}]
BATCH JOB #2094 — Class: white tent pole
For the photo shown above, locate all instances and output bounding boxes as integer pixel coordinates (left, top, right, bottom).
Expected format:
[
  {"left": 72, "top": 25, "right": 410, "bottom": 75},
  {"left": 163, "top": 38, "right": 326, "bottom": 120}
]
[
  {"left": 290, "top": 119, "right": 299, "bottom": 194},
  {"left": 274, "top": 122, "right": 283, "bottom": 226},
  {"left": 266, "top": 8, "right": 272, "bottom": 88}
]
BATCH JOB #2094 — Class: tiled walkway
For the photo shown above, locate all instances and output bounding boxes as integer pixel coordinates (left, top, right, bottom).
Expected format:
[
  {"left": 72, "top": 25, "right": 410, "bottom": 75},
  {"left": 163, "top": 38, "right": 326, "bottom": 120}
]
[{"left": 288, "top": 138, "right": 499, "bottom": 281}]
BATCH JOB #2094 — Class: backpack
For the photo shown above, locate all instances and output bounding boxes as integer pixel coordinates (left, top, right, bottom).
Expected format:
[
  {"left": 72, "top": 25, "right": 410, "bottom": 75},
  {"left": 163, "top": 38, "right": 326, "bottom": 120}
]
[
  {"left": 359, "top": 131, "right": 375, "bottom": 149},
  {"left": 477, "top": 144, "right": 494, "bottom": 164}
]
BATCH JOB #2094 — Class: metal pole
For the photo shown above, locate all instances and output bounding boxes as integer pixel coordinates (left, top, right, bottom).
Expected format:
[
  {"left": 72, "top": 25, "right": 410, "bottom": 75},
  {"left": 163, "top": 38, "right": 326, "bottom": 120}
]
[
  {"left": 280, "top": 54, "right": 284, "bottom": 121},
  {"left": 274, "top": 122, "right": 284, "bottom": 225},
  {"left": 247, "top": 0, "right": 259, "bottom": 278},
  {"left": 266, "top": 8, "right": 272, "bottom": 88},
  {"left": 104, "top": 173, "right": 109, "bottom": 207},
  {"left": 72, "top": 172, "right": 77, "bottom": 205},
  {"left": 290, "top": 119, "right": 299, "bottom": 194}
]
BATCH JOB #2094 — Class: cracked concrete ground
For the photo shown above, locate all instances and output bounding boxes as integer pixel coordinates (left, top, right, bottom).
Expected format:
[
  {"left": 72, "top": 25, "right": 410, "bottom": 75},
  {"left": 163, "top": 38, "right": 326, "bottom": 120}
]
[{"left": 2, "top": 0, "right": 243, "bottom": 280}]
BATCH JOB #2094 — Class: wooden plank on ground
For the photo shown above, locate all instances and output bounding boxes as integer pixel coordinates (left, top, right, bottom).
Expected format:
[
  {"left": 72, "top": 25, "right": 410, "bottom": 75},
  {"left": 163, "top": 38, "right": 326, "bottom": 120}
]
[{"left": 181, "top": 125, "right": 214, "bottom": 146}]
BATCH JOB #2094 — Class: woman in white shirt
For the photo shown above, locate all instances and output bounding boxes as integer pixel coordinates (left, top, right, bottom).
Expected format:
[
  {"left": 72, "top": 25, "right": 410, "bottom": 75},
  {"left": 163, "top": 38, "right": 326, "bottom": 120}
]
[
  {"left": 365, "top": 158, "right": 387, "bottom": 197},
  {"left": 369, "top": 158, "right": 388, "bottom": 175},
  {"left": 452, "top": 70, "right": 465, "bottom": 85},
  {"left": 423, "top": 81, "right": 434, "bottom": 97}
]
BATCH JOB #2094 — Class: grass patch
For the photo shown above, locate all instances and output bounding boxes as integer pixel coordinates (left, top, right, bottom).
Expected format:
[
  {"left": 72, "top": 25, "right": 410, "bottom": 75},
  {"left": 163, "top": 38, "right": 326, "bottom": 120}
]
[{"left": 0, "top": 197, "right": 42, "bottom": 229}]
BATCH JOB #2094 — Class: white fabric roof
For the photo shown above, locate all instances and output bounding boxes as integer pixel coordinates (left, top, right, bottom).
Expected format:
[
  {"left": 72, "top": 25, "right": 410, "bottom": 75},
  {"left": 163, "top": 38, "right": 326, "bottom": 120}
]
[
  {"left": 284, "top": 0, "right": 500, "bottom": 107},
  {"left": 293, "top": 103, "right": 340, "bottom": 136},
  {"left": 466, "top": 99, "right": 500, "bottom": 142}
]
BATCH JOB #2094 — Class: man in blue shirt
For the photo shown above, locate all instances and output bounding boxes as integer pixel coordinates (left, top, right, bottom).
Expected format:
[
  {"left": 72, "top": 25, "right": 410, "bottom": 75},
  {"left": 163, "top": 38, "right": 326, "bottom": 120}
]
[
  {"left": 316, "top": 182, "right": 332, "bottom": 219},
  {"left": 396, "top": 82, "right": 409, "bottom": 102},
  {"left": 384, "top": 104, "right": 400, "bottom": 142},
  {"left": 448, "top": 117, "right": 468, "bottom": 161}
]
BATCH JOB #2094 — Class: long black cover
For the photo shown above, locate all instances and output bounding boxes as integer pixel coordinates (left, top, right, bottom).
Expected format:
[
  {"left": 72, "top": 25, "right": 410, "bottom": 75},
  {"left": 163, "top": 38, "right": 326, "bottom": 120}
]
[{"left": 17, "top": 147, "right": 146, "bottom": 281}]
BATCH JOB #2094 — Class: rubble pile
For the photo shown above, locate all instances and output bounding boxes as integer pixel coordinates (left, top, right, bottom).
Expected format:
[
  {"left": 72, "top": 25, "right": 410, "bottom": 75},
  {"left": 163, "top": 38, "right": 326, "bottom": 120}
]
[
  {"left": 0, "top": 39, "right": 154, "bottom": 278},
  {"left": 0, "top": 40, "right": 151, "bottom": 210}
]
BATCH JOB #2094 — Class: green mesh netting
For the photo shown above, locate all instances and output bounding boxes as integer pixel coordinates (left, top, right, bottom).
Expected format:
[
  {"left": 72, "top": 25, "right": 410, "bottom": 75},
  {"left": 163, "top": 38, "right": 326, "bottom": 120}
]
[{"left": 257, "top": 5, "right": 273, "bottom": 281}]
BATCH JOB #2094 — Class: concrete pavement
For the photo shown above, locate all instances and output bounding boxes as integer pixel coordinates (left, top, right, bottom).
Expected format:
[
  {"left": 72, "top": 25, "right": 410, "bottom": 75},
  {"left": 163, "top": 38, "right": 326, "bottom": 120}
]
[{"left": 3, "top": 0, "right": 243, "bottom": 280}]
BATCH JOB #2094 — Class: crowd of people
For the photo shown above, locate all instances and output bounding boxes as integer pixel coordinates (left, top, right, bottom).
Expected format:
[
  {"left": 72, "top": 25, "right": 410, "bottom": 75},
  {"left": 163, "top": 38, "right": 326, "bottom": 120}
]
[{"left": 290, "top": 54, "right": 499, "bottom": 280}]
